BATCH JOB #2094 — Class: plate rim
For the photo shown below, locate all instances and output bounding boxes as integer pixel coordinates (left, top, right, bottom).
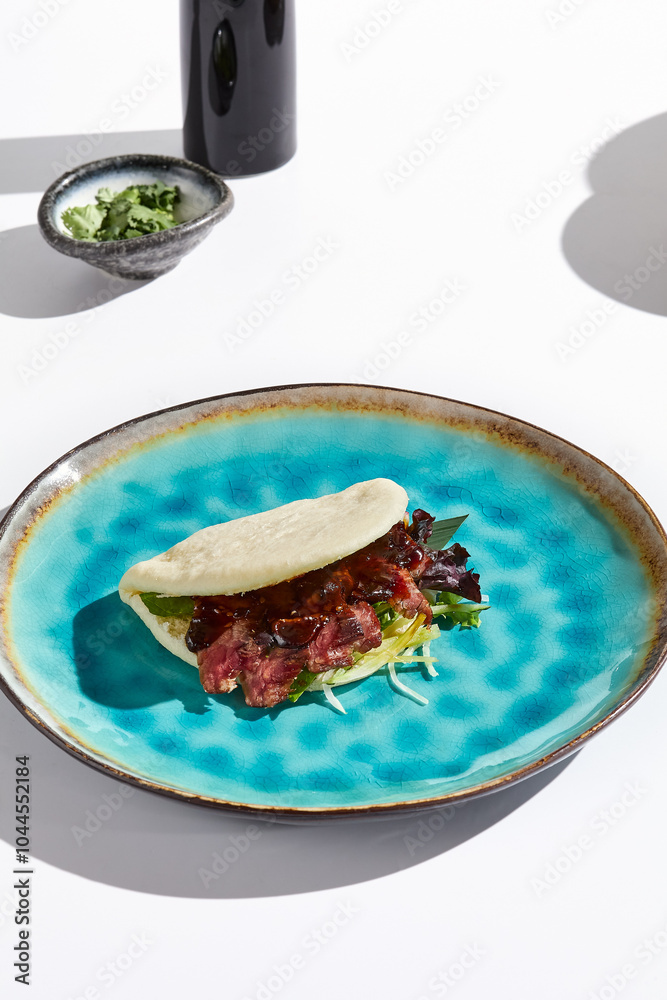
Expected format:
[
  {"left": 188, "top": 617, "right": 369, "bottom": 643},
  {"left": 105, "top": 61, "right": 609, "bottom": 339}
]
[{"left": 1, "top": 381, "right": 666, "bottom": 819}]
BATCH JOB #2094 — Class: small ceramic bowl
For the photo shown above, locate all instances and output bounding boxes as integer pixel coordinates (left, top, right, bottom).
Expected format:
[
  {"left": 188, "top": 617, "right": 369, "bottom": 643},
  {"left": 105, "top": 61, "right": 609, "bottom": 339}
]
[{"left": 37, "top": 153, "right": 234, "bottom": 280}]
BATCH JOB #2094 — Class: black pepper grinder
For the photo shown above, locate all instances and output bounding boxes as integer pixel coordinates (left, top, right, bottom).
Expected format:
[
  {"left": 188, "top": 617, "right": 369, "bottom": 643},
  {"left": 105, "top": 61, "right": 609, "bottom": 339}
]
[{"left": 180, "top": 0, "right": 297, "bottom": 177}]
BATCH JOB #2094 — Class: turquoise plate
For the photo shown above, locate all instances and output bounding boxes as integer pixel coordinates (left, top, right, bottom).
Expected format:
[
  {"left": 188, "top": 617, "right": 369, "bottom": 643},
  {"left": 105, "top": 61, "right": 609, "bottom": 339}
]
[{"left": 1, "top": 385, "right": 666, "bottom": 817}]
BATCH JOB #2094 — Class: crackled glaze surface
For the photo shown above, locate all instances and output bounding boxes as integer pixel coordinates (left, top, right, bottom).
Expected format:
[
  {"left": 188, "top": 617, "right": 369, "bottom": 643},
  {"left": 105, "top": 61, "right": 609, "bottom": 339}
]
[{"left": 0, "top": 386, "right": 665, "bottom": 814}]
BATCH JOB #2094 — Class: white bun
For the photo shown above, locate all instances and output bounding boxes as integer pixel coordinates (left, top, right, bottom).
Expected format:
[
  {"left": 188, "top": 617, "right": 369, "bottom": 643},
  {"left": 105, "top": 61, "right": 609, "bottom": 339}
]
[
  {"left": 123, "top": 592, "right": 198, "bottom": 667},
  {"left": 119, "top": 479, "right": 409, "bottom": 669},
  {"left": 119, "top": 478, "right": 408, "bottom": 600}
]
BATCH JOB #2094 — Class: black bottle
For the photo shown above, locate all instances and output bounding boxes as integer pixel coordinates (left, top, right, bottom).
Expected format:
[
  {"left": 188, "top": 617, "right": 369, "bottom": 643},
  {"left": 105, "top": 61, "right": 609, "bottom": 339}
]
[{"left": 180, "top": 0, "right": 296, "bottom": 177}]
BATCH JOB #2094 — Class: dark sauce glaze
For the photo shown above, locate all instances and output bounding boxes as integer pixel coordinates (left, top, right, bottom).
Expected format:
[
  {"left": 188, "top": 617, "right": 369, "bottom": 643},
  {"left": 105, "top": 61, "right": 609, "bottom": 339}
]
[{"left": 185, "top": 509, "right": 481, "bottom": 656}]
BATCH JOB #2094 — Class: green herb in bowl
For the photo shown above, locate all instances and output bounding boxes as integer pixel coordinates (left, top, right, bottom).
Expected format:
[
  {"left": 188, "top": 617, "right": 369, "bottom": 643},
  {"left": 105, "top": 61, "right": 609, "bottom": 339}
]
[{"left": 62, "top": 182, "right": 181, "bottom": 242}]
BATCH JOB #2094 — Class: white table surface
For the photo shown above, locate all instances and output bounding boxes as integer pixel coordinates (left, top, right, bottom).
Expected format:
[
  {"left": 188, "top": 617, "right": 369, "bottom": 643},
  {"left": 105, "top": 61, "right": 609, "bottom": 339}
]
[{"left": 2, "top": 1, "right": 667, "bottom": 997}]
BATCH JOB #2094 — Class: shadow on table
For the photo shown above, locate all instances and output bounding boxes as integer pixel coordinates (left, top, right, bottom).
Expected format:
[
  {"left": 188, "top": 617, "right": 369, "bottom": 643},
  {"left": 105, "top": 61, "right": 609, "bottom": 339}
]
[
  {"left": 0, "top": 680, "right": 574, "bottom": 899},
  {"left": 0, "top": 129, "right": 183, "bottom": 195},
  {"left": 0, "top": 130, "right": 182, "bottom": 318},
  {"left": 73, "top": 594, "right": 317, "bottom": 723},
  {"left": 0, "top": 225, "right": 149, "bottom": 318},
  {"left": 562, "top": 111, "right": 667, "bottom": 316}
]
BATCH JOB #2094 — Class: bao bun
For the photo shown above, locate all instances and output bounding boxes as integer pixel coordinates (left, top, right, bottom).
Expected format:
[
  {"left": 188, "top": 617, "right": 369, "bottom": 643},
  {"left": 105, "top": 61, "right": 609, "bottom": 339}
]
[{"left": 119, "top": 478, "right": 408, "bottom": 668}]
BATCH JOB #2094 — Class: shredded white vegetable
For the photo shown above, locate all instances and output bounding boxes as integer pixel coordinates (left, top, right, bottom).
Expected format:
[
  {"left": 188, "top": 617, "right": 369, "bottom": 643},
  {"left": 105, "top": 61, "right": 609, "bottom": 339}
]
[
  {"left": 394, "top": 655, "right": 437, "bottom": 663},
  {"left": 422, "top": 641, "right": 438, "bottom": 677},
  {"left": 300, "top": 606, "right": 460, "bottom": 711},
  {"left": 387, "top": 662, "right": 429, "bottom": 705},
  {"left": 322, "top": 683, "right": 347, "bottom": 715}
]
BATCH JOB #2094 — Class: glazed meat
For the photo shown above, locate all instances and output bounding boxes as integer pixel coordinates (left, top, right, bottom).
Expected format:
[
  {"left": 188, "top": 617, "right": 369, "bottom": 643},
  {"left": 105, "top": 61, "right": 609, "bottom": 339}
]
[{"left": 186, "top": 509, "right": 480, "bottom": 707}]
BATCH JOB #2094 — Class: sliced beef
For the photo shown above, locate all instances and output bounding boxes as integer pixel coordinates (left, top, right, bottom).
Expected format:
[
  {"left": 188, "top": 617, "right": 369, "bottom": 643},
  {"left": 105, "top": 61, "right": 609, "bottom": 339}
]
[
  {"left": 238, "top": 644, "right": 305, "bottom": 708},
  {"left": 196, "top": 620, "right": 263, "bottom": 695},
  {"left": 304, "top": 601, "right": 382, "bottom": 671},
  {"left": 198, "top": 600, "right": 383, "bottom": 707},
  {"left": 198, "top": 620, "right": 306, "bottom": 706},
  {"left": 386, "top": 566, "right": 433, "bottom": 623},
  {"left": 187, "top": 507, "right": 481, "bottom": 707},
  {"left": 347, "top": 601, "right": 383, "bottom": 652}
]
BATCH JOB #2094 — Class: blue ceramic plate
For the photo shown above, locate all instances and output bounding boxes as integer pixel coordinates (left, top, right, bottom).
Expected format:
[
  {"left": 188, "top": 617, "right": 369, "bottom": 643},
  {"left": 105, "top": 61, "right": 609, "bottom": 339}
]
[{"left": 1, "top": 385, "right": 666, "bottom": 817}]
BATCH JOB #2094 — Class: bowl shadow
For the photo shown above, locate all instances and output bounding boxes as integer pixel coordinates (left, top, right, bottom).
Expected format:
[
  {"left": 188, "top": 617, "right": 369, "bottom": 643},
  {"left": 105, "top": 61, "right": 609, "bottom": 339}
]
[
  {"left": 562, "top": 111, "right": 667, "bottom": 316},
  {"left": 0, "top": 225, "right": 148, "bottom": 319}
]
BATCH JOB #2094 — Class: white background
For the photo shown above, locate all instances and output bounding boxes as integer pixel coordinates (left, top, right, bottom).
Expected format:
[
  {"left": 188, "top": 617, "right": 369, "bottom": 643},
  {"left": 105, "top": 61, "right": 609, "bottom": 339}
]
[{"left": 1, "top": 1, "right": 667, "bottom": 997}]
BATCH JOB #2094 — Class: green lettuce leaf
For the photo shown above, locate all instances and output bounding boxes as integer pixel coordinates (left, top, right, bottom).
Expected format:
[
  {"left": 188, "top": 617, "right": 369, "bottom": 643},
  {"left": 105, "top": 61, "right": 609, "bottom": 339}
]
[
  {"left": 288, "top": 668, "right": 316, "bottom": 703},
  {"left": 428, "top": 590, "right": 489, "bottom": 630},
  {"left": 428, "top": 514, "right": 468, "bottom": 550},
  {"left": 140, "top": 593, "right": 195, "bottom": 619}
]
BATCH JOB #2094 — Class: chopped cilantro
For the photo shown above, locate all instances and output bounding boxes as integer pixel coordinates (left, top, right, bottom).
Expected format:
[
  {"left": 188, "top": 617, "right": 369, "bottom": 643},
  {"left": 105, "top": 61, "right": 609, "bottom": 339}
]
[
  {"left": 60, "top": 203, "right": 106, "bottom": 241},
  {"left": 62, "top": 182, "right": 181, "bottom": 242}
]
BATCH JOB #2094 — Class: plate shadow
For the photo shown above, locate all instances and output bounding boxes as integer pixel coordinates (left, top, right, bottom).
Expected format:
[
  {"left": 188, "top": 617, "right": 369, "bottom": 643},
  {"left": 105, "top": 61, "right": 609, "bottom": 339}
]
[
  {"left": 0, "top": 507, "right": 575, "bottom": 899},
  {"left": 0, "top": 681, "right": 574, "bottom": 899}
]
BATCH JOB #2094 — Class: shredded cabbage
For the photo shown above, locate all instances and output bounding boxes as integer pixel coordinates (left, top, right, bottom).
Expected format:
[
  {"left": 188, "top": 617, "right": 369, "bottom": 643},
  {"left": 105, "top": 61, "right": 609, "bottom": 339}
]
[
  {"left": 387, "top": 662, "right": 429, "bottom": 705},
  {"left": 322, "top": 684, "right": 347, "bottom": 715},
  {"left": 422, "top": 641, "right": 438, "bottom": 678},
  {"left": 307, "top": 613, "right": 439, "bottom": 694},
  {"left": 291, "top": 584, "right": 490, "bottom": 712}
]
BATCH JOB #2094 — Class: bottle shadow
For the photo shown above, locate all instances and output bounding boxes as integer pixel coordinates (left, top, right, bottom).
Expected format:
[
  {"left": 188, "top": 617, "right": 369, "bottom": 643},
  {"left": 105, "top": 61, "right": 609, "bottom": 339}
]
[
  {"left": 562, "top": 111, "right": 667, "bottom": 315},
  {"left": 0, "top": 129, "right": 183, "bottom": 196},
  {"left": 0, "top": 589, "right": 575, "bottom": 899}
]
